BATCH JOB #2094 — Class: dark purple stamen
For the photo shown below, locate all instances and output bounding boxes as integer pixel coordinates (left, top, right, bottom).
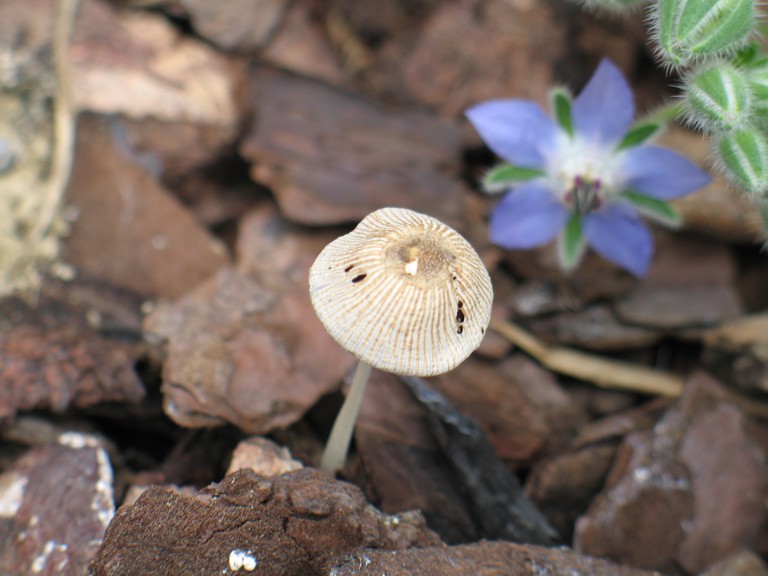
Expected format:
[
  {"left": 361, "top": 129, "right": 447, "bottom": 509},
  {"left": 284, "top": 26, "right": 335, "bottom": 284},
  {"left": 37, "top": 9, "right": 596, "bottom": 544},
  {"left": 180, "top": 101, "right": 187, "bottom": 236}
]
[{"left": 570, "top": 176, "right": 602, "bottom": 215}]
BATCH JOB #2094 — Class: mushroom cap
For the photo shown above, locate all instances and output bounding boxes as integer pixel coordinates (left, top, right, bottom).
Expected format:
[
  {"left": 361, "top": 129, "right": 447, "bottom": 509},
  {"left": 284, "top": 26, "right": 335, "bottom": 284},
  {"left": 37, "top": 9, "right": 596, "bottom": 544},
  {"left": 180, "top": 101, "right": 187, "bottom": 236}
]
[{"left": 309, "top": 207, "right": 493, "bottom": 376}]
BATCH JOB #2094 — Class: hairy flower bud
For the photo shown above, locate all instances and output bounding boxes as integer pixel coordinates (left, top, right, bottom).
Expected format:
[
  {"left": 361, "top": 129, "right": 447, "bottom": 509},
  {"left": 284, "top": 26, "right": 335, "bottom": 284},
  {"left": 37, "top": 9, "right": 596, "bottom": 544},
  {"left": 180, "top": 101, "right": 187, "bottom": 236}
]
[
  {"left": 655, "top": 0, "right": 755, "bottom": 67},
  {"left": 747, "top": 60, "right": 768, "bottom": 119},
  {"left": 717, "top": 128, "right": 768, "bottom": 194},
  {"left": 685, "top": 63, "right": 752, "bottom": 131}
]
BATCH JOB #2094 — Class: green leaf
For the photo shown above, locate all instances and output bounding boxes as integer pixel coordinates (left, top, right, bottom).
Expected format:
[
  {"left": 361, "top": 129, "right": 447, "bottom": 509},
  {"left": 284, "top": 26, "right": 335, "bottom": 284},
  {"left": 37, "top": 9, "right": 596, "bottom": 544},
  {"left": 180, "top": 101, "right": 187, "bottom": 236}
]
[
  {"left": 482, "top": 164, "right": 544, "bottom": 193},
  {"left": 616, "top": 122, "right": 665, "bottom": 151},
  {"left": 551, "top": 88, "right": 574, "bottom": 137},
  {"left": 621, "top": 190, "right": 682, "bottom": 227},
  {"left": 558, "top": 213, "right": 586, "bottom": 271}
]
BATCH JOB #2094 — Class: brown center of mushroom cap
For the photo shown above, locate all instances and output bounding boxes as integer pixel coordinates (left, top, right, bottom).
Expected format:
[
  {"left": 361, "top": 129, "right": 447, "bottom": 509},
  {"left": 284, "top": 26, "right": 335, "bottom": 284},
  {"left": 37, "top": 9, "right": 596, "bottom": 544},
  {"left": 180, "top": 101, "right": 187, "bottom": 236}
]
[{"left": 384, "top": 232, "right": 453, "bottom": 286}]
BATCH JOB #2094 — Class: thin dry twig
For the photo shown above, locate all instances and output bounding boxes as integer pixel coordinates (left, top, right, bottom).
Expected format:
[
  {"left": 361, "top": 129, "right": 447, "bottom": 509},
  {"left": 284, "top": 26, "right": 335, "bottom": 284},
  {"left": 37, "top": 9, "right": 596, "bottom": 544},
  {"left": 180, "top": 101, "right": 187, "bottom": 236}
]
[
  {"left": 490, "top": 317, "right": 685, "bottom": 397},
  {"left": 31, "top": 0, "right": 79, "bottom": 241},
  {"left": 491, "top": 317, "right": 768, "bottom": 420}
]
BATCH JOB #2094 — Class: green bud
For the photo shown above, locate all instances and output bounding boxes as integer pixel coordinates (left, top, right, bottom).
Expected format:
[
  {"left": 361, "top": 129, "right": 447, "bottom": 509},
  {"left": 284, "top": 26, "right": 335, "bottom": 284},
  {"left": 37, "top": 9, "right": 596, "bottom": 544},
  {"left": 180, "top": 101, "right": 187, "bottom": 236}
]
[
  {"left": 685, "top": 63, "right": 752, "bottom": 131},
  {"left": 717, "top": 128, "right": 768, "bottom": 194},
  {"left": 746, "top": 60, "right": 768, "bottom": 118},
  {"left": 655, "top": 0, "right": 755, "bottom": 67}
]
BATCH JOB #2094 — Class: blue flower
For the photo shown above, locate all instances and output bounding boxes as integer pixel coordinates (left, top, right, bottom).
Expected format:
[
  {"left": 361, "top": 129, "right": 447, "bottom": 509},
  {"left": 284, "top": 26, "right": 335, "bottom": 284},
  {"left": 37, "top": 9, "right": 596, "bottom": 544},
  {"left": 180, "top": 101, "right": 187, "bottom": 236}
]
[{"left": 466, "top": 59, "right": 712, "bottom": 277}]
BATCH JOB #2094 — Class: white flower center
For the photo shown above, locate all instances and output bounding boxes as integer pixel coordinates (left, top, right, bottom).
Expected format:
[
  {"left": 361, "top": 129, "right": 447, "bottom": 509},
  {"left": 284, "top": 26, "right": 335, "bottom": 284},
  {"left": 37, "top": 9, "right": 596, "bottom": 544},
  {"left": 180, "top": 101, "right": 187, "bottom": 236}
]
[{"left": 547, "top": 134, "right": 624, "bottom": 215}]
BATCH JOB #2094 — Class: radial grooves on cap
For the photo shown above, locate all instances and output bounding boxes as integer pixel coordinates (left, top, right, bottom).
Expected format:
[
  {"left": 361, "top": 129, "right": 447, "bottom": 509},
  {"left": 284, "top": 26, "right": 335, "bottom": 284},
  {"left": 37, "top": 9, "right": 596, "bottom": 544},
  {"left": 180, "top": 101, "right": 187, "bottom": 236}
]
[{"left": 309, "top": 207, "right": 493, "bottom": 376}]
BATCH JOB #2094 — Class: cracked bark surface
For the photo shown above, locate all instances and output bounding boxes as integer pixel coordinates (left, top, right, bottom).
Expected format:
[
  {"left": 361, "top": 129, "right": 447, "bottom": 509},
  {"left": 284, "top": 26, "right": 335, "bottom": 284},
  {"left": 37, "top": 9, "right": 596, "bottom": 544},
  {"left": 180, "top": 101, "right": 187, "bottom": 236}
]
[{"left": 87, "top": 468, "right": 441, "bottom": 576}]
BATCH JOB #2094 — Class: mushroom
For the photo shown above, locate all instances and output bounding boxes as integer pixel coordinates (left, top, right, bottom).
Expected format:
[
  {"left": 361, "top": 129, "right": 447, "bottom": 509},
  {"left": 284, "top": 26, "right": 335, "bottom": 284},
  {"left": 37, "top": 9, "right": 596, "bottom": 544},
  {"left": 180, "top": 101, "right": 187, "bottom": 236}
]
[{"left": 309, "top": 207, "right": 493, "bottom": 474}]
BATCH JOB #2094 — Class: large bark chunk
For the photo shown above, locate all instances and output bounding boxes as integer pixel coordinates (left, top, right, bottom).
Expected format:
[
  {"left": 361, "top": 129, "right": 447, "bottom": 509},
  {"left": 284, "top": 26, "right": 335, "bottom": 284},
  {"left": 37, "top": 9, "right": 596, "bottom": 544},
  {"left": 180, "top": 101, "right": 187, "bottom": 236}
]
[
  {"left": 240, "top": 66, "right": 470, "bottom": 230},
  {"left": 87, "top": 468, "right": 440, "bottom": 576}
]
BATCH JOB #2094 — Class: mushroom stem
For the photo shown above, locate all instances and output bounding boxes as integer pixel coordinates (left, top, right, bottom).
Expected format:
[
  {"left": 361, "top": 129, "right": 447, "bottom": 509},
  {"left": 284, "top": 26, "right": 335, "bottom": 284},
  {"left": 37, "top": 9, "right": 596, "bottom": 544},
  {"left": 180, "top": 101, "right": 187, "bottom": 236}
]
[{"left": 320, "top": 360, "right": 373, "bottom": 474}]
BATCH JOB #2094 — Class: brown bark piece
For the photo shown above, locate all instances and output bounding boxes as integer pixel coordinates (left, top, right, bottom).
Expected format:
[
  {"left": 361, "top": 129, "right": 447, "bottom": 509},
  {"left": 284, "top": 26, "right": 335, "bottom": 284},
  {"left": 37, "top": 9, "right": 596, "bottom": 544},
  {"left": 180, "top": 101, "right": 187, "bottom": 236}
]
[
  {"left": 702, "top": 550, "right": 768, "bottom": 576},
  {"left": 529, "top": 304, "right": 660, "bottom": 351},
  {"left": 87, "top": 468, "right": 441, "bottom": 576},
  {"left": 143, "top": 203, "right": 354, "bottom": 433},
  {"left": 355, "top": 370, "right": 478, "bottom": 543},
  {"left": 504, "top": 245, "right": 638, "bottom": 305},
  {"left": 240, "top": 66, "right": 470, "bottom": 229},
  {"left": 702, "top": 313, "right": 768, "bottom": 394},
  {"left": 526, "top": 443, "right": 617, "bottom": 541},
  {"left": 0, "top": 437, "right": 115, "bottom": 576},
  {"left": 615, "top": 236, "right": 742, "bottom": 329},
  {"left": 71, "top": 0, "right": 239, "bottom": 129},
  {"left": 71, "top": 0, "right": 247, "bottom": 188},
  {"left": 432, "top": 355, "right": 586, "bottom": 463},
  {"left": 226, "top": 436, "right": 303, "bottom": 477},
  {"left": 576, "top": 430, "right": 694, "bottom": 573},
  {"left": 330, "top": 541, "right": 663, "bottom": 576},
  {"left": 387, "top": 0, "right": 567, "bottom": 118},
  {"left": 355, "top": 365, "right": 565, "bottom": 545},
  {"left": 677, "top": 403, "right": 768, "bottom": 573},
  {"left": 0, "top": 281, "right": 145, "bottom": 419},
  {"left": 64, "top": 114, "right": 229, "bottom": 299},
  {"left": 575, "top": 373, "right": 768, "bottom": 574},
  {"left": 571, "top": 398, "right": 671, "bottom": 449},
  {"left": 261, "top": 0, "right": 346, "bottom": 85},
  {"left": 178, "top": 0, "right": 291, "bottom": 52}
]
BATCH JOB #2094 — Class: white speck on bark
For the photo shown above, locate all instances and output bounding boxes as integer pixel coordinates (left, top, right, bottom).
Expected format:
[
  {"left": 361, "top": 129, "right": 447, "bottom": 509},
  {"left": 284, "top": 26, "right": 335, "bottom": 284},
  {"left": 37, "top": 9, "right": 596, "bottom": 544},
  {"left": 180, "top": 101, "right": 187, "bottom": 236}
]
[
  {"left": 229, "top": 549, "right": 258, "bottom": 571},
  {"left": 0, "top": 471, "right": 27, "bottom": 517},
  {"left": 92, "top": 447, "right": 115, "bottom": 529}
]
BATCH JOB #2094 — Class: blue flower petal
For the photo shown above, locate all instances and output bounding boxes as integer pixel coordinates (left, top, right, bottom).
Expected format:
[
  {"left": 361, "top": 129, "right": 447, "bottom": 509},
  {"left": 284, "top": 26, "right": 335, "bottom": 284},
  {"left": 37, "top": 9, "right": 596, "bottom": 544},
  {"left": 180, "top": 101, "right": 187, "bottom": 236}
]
[
  {"left": 620, "top": 145, "right": 712, "bottom": 199},
  {"left": 572, "top": 59, "right": 634, "bottom": 146},
  {"left": 583, "top": 203, "right": 652, "bottom": 277},
  {"left": 489, "top": 182, "right": 570, "bottom": 249},
  {"left": 466, "top": 100, "right": 559, "bottom": 169}
]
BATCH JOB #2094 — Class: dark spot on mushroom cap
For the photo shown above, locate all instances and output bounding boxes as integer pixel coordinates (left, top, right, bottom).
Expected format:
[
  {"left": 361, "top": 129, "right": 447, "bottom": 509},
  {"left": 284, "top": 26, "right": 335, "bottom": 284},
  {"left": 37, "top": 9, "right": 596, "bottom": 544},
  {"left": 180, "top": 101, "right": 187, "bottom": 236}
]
[
  {"left": 344, "top": 265, "right": 354, "bottom": 273},
  {"left": 351, "top": 274, "right": 367, "bottom": 283},
  {"left": 457, "top": 326, "right": 464, "bottom": 334},
  {"left": 457, "top": 300, "right": 463, "bottom": 308},
  {"left": 456, "top": 309, "right": 465, "bottom": 323}
]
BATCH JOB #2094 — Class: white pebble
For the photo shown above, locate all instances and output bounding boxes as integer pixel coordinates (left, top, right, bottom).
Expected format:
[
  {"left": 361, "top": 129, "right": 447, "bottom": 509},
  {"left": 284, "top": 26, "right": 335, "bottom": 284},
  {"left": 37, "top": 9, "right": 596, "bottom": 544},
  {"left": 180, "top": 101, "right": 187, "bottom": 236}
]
[{"left": 228, "top": 549, "right": 258, "bottom": 572}]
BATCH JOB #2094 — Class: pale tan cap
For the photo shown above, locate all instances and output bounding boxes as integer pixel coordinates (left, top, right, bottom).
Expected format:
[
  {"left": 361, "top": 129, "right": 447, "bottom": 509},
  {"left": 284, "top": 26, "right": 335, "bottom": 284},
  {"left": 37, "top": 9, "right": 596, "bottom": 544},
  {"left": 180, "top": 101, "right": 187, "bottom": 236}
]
[{"left": 309, "top": 207, "right": 493, "bottom": 376}]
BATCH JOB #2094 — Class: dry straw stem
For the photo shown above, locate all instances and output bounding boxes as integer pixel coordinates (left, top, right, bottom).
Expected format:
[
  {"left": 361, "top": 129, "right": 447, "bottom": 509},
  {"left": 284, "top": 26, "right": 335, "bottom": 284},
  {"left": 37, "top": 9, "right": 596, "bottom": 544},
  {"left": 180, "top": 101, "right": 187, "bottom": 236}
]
[
  {"left": 490, "top": 317, "right": 684, "bottom": 397},
  {"left": 491, "top": 317, "right": 768, "bottom": 420},
  {"left": 32, "top": 0, "right": 79, "bottom": 241}
]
